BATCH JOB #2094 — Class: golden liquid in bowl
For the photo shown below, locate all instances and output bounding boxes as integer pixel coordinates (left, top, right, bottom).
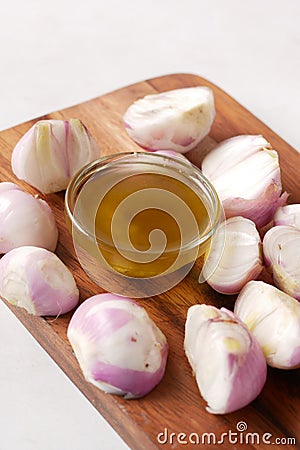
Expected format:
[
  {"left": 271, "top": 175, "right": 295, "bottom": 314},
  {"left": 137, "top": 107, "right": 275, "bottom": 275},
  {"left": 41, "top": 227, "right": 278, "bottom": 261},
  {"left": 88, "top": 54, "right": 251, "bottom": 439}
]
[
  {"left": 92, "top": 171, "right": 210, "bottom": 278},
  {"left": 66, "top": 152, "right": 220, "bottom": 294}
]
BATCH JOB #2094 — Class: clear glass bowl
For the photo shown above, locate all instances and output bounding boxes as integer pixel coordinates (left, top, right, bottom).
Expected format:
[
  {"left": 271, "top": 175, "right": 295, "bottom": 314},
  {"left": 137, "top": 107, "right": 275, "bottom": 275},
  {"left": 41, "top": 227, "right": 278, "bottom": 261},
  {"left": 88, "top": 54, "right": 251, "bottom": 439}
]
[{"left": 65, "top": 151, "right": 221, "bottom": 297}]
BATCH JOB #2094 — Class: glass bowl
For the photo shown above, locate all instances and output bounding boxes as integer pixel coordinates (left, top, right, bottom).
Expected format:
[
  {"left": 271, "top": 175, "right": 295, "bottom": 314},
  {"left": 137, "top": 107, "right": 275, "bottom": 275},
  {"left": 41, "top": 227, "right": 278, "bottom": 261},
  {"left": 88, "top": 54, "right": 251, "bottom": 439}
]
[{"left": 65, "top": 151, "right": 221, "bottom": 297}]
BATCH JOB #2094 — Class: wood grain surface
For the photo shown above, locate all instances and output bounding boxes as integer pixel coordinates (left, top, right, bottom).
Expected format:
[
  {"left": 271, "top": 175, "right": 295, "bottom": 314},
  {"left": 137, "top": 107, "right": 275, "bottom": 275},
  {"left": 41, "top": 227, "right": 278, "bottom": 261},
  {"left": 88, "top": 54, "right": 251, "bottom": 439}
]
[{"left": 0, "top": 73, "right": 299, "bottom": 450}]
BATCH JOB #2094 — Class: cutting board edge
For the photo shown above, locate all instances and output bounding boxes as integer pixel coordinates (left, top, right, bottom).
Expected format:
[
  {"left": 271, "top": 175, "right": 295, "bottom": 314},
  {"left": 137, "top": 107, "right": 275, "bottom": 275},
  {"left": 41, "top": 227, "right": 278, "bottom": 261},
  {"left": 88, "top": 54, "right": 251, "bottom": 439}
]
[{"left": 0, "top": 72, "right": 299, "bottom": 450}]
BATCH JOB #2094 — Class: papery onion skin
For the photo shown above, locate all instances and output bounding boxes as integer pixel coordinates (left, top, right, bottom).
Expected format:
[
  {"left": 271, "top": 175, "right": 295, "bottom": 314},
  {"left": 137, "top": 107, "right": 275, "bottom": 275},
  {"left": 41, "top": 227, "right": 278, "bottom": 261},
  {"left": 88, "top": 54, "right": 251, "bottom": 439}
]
[
  {"left": 123, "top": 87, "right": 215, "bottom": 154},
  {"left": 0, "top": 246, "right": 79, "bottom": 315},
  {"left": 202, "top": 216, "right": 263, "bottom": 294},
  {"left": 235, "top": 280, "right": 300, "bottom": 369},
  {"left": 67, "top": 293, "right": 168, "bottom": 399},
  {"left": 263, "top": 225, "right": 300, "bottom": 300},
  {"left": 184, "top": 304, "right": 267, "bottom": 414},
  {"left": 0, "top": 182, "right": 58, "bottom": 253},
  {"left": 201, "top": 135, "right": 287, "bottom": 228},
  {"left": 12, "top": 119, "right": 99, "bottom": 194},
  {"left": 274, "top": 204, "right": 300, "bottom": 229}
]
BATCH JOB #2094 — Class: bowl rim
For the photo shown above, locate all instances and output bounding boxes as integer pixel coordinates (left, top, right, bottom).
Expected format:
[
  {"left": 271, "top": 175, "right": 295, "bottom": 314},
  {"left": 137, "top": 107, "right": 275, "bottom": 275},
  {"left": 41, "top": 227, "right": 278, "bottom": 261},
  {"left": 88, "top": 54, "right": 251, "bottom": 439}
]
[{"left": 65, "top": 151, "right": 221, "bottom": 251}]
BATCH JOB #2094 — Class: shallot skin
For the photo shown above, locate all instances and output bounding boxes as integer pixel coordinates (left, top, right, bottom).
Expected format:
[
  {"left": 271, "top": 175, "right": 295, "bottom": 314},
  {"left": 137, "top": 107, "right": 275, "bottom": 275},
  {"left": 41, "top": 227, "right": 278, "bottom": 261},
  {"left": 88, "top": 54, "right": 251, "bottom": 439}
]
[
  {"left": 0, "top": 182, "right": 58, "bottom": 253},
  {"left": 184, "top": 305, "right": 267, "bottom": 414},
  {"left": 68, "top": 294, "right": 168, "bottom": 399},
  {"left": 12, "top": 119, "right": 99, "bottom": 194},
  {"left": 235, "top": 280, "right": 300, "bottom": 369},
  {"left": 123, "top": 87, "right": 215, "bottom": 153},
  {"left": 0, "top": 246, "right": 79, "bottom": 316}
]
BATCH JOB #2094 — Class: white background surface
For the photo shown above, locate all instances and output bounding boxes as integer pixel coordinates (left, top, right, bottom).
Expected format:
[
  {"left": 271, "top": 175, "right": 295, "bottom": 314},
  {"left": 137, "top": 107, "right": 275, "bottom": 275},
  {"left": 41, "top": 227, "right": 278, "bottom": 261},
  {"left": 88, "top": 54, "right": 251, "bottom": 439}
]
[{"left": 0, "top": 1, "right": 299, "bottom": 449}]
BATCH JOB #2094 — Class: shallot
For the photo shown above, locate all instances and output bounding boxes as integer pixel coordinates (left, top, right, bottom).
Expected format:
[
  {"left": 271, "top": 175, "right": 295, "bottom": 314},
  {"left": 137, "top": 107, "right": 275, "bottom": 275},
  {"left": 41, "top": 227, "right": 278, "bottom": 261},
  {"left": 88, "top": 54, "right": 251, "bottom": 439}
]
[
  {"left": 263, "top": 225, "right": 300, "bottom": 300},
  {"left": 123, "top": 87, "right": 215, "bottom": 153},
  {"left": 184, "top": 304, "right": 267, "bottom": 414},
  {"left": 235, "top": 281, "right": 300, "bottom": 369},
  {"left": 201, "top": 135, "right": 288, "bottom": 228},
  {"left": 12, "top": 119, "right": 99, "bottom": 194},
  {"left": 273, "top": 204, "right": 300, "bottom": 228},
  {"left": 0, "top": 182, "right": 58, "bottom": 253},
  {"left": 0, "top": 246, "right": 79, "bottom": 315},
  {"left": 68, "top": 293, "right": 168, "bottom": 398},
  {"left": 201, "top": 216, "right": 263, "bottom": 294}
]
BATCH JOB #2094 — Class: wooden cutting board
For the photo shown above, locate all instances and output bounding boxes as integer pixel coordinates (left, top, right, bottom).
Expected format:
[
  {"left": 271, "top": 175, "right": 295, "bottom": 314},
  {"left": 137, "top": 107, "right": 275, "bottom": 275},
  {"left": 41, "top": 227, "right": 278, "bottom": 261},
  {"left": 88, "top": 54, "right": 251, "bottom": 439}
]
[{"left": 0, "top": 74, "right": 299, "bottom": 450}]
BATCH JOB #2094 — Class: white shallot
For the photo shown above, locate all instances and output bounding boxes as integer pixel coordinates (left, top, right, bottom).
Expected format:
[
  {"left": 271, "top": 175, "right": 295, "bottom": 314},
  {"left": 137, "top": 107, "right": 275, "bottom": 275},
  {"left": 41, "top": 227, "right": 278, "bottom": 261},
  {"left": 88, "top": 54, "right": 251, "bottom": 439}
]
[
  {"left": 12, "top": 119, "right": 99, "bottom": 194},
  {"left": 263, "top": 225, "right": 300, "bottom": 300},
  {"left": 0, "top": 182, "right": 58, "bottom": 253},
  {"left": 123, "top": 87, "right": 215, "bottom": 153},
  {"left": 68, "top": 293, "right": 168, "bottom": 398},
  {"left": 273, "top": 203, "right": 300, "bottom": 229},
  {"left": 202, "top": 216, "right": 263, "bottom": 294},
  {"left": 184, "top": 304, "right": 267, "bottom": 414},
  {"left": 0, "top": 246, "right": 79, "bottom": 315},
  {"left": 201, "top": 135, "right": 288, "bottom": 228},
  {"left": 235, "top": 280, "right": 300, "bottom": 369}
]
